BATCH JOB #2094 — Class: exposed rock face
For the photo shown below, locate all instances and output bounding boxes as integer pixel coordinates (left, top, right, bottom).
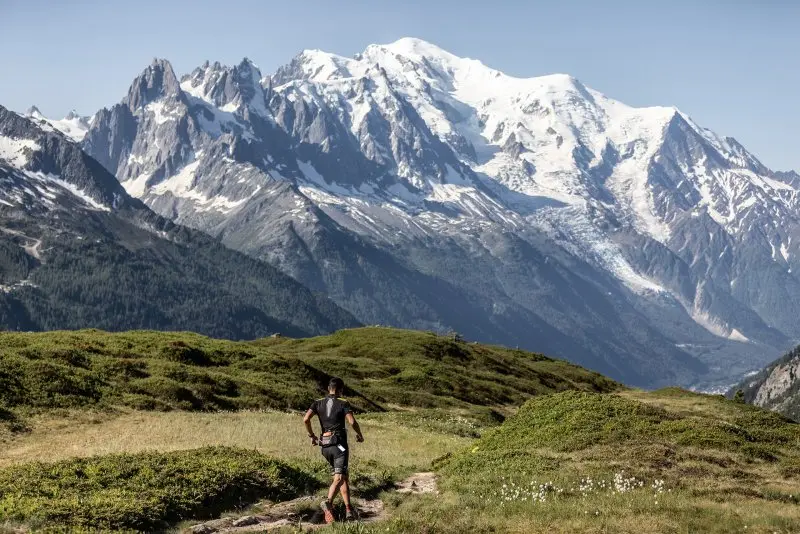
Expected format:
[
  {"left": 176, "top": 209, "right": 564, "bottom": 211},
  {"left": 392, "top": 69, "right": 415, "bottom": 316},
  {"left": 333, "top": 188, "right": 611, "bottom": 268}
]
[
  {"left": 0, "top": 105, "right": 358, "bottom": 338},
  {"left": 77, "top": 38, "right": 800, "bottom": 388},
  {"left": 734, "top": 346, "right": 800, "bottom": 420}
]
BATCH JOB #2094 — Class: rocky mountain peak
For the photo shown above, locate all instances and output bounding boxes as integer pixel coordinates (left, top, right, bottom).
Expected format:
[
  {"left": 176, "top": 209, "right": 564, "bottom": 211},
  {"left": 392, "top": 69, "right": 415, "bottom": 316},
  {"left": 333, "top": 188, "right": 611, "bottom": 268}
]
[
  {"left": 774, "top": 170, "right": 800, "bottom": 189},
  {"left": 124, "top": 58, "right": 183, "bottom": 111},
  {"left": 230, "top": 58, "right": 268, "bottom": 113},
  {"left": 270, "top": 49, "right": 350, "bottom": 86},
  {"left": 365, "top": 37, "right": 462, "bottom": 67},
  {"left": 24, "top": 105, "right": 43, "bottom": 118},
  {"left": 179, "top": 57, "right": 268, "bottom": 117},
  {"left": 0, "top": 105, "right": 130, "bottom": 212}
]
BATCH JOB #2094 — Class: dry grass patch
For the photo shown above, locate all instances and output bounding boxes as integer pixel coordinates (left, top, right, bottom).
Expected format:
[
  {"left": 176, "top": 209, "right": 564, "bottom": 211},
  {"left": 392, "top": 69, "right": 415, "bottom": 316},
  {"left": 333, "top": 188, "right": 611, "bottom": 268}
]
[{"left": 0, "top": 409, "right": 471, "bottom": 472}]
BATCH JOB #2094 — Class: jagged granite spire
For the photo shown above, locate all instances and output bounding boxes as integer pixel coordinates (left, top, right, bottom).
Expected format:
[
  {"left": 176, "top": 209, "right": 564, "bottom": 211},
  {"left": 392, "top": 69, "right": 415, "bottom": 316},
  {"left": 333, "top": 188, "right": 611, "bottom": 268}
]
[
  {"left": 124, "top": 58, "right": 183, "bottom": 111},
  {"left": 180, "top": 57, "right": 269, "bottom": 117}
]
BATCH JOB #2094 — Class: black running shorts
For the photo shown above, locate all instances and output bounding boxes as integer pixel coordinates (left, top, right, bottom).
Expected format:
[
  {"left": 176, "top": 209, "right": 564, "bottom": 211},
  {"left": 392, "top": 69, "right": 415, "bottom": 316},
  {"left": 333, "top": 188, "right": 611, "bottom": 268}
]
[{"left": 321, "top": 444, "right": 349, "bottom": 474}]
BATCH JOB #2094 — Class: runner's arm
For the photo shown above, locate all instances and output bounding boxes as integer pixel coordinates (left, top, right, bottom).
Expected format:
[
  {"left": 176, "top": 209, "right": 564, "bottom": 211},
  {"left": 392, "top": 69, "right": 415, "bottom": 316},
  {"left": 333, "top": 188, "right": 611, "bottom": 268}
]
[
  {"left": 346, "top": 412, "right": 364, "bottom": 442},
  {"left": 303, "top": 409, "right": 318, "bottom": 445}
]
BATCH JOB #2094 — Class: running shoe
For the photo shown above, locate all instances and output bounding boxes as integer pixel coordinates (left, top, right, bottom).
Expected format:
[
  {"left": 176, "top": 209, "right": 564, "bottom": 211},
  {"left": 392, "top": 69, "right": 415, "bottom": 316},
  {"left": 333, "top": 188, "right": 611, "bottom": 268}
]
[{"left": 320, "top": 500, "right": 335, "bottom": 524}]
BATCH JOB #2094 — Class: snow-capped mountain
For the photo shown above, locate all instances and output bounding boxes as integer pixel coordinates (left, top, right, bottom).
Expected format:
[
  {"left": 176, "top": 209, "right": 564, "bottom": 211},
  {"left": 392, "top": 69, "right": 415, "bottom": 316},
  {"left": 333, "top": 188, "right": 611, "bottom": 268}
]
[
  {"left": 76, "top": 39, "right": 800, "bottom": 388},
  {"left": 0, "top": 105, "right": 357, "bottom": 337},
  {"left": 2, "top": 106, "right": 130, "bottom": 213},
  {"left": 24, "top": 106, "right": 94, "bottom": 142}
]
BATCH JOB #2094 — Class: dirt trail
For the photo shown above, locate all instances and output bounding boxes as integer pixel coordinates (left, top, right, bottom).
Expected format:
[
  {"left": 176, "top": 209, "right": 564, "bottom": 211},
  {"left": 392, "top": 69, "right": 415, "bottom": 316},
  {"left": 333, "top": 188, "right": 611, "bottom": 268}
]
[{"left": 186, "top": 472, "right": 437, "bottom": 533}]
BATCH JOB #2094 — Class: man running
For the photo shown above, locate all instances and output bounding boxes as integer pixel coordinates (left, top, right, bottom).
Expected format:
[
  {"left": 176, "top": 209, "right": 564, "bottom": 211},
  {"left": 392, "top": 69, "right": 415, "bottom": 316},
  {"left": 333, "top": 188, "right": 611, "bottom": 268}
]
[{"left": 304, "top": 377, "right": 365, "bottom": 523}]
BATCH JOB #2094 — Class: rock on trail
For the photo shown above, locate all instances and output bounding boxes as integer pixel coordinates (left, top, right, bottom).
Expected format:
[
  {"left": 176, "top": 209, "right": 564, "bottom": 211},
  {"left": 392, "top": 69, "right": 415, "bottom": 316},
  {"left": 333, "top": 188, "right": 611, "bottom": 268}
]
[{"left": 396, "top": 472, "right": 438, "bottom": 495}]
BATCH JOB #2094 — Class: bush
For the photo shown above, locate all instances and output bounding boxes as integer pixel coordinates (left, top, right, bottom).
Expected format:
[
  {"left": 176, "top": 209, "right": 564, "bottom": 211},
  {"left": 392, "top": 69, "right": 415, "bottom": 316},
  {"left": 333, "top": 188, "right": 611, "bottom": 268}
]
[
  {"left": 472, "top": 391, "right": 676, "bottom": 452},
  {"left": 0, "top": 447, "right": 320, "bottom": 530},
  {"left": 0, "top": 405, "right": 28, "bottom": 434},
  {"left": 17, "top": 360, "right": 104, "bottom": 408},
  {"left": 126, "top": 377, "right": 202, "bottom": 411},
  {"left": 159, "top": 341, "right": 212, "bottom": 366}
]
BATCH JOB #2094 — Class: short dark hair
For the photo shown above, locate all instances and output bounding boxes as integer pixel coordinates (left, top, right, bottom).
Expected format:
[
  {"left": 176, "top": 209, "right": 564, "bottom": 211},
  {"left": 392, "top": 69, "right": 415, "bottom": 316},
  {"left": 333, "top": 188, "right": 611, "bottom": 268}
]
[{"left": 328, "top": 377, "right": 344, "bottom": 392}]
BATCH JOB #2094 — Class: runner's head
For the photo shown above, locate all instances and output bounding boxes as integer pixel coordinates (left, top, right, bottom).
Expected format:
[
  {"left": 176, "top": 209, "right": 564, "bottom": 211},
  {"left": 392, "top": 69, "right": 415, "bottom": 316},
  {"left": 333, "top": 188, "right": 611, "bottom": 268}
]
[{"left": 328, "top": 377, "right": 344, "bottom": 396}]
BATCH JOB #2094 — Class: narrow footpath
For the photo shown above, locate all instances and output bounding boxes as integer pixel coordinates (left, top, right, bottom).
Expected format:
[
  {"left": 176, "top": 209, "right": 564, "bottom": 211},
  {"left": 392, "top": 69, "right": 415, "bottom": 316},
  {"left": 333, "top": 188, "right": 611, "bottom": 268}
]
[{"left": 187, "top": 472, "right": 438, "bottom": 533}]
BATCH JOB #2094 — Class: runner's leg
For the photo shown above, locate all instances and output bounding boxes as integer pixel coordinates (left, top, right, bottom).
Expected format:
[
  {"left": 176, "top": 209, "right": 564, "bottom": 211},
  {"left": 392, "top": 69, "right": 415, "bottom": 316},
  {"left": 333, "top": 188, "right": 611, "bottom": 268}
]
[
  {"left": 320, "top": 447, "right": 340, "bottom": 523},
  {"left": 336, "top": 449, "right": 353, "bottom": 518},
  {"left": 328, "top": 473, "right": 344, "bottom": 502},
  {"left": 340, "top": 474, "right": 351, "bottom": 509}
]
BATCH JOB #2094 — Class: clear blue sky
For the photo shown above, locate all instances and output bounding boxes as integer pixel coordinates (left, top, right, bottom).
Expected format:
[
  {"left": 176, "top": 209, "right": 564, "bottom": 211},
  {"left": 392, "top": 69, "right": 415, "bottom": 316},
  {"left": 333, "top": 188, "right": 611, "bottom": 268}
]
[{"left": 1, "top": 0, "right": 797, "bottom": 170}]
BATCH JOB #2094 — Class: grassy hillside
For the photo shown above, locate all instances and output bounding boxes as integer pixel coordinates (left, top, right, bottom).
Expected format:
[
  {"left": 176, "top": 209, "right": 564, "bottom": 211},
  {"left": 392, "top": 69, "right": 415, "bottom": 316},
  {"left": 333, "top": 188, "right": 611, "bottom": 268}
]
[
  {"left": 4, "top": 388, "right": 799, "bottom": 532},
  {"left": 0, "top": 327, "right": 620, "bottom": 531},
  {"left": 6, "top": 328, "right": 797, "bottom": 532},
  {"left": 366, "top": 389, "right": 800, "bottom": 533},
  {"left": 0, "top": 326, "right": 618, "bottom": 426}
]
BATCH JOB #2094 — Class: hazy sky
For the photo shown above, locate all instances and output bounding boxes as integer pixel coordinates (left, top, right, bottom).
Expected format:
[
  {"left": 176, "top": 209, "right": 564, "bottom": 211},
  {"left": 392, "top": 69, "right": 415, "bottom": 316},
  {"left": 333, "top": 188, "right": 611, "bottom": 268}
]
[{"left": 1, "top": 0, "right": 797, "bottom": 170}]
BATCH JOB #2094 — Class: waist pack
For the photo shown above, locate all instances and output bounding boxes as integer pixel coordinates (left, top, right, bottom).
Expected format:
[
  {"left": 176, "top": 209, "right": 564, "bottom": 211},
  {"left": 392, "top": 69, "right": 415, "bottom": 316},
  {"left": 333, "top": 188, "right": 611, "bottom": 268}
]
[{"left": 320, "top": 431, "right": 341, "bottom": 447}]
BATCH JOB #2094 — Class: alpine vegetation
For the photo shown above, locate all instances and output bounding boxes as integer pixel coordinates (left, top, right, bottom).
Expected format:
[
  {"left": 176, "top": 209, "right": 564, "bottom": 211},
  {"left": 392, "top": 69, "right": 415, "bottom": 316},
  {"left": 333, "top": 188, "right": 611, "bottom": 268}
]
[{"left": 1, "top": 330, "right": 799, "bottom": 532}]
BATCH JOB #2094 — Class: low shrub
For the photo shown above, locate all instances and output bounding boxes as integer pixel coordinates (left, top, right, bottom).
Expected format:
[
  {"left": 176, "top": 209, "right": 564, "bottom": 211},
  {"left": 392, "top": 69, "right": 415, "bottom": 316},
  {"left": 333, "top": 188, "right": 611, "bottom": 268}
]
[
  {"left": 472, "top": 391, "right": 676, "bottom": 452},
  {"left": 459, "top": 391, "right": 800, "bottom": 457},
  {"left": 0, "top": 446, "right": 320, "bottom": 531},
  {"left": 0, "top": 405, "right": 28, "bottom": 435}
]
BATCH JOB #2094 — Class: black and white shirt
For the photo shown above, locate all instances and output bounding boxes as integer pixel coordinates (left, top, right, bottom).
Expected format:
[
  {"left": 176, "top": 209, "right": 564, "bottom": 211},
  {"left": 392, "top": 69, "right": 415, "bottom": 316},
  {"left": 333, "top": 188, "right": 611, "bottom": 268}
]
[{"left": 309, "top": 394, "right": 352, "bottom": 443}]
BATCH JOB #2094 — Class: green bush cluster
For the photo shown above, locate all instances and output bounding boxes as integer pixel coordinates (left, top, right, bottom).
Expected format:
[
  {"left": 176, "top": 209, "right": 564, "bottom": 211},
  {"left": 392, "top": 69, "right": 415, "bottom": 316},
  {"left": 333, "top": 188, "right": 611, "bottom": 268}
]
[
  {"left": 0, "top": 404, "right": 27, "bottom": 435},
  {"left": 0, "top": 447, "right": 320, "bottom": 531},
  {"left": 467, "top": 391, "right": 799, "bottom": 455},
  {"left": 472, "top": 391, "right": 676, "bottom": 452}
]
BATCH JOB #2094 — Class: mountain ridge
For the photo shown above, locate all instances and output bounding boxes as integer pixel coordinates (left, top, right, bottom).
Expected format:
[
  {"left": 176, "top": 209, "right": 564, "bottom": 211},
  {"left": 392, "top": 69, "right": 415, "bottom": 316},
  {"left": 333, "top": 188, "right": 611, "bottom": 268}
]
[
  {"left": 29, "top": 37, "right": 798, "bottom": 388},
  {"left": 0, "top": 105, "right": 359, "bottom": 338}
]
